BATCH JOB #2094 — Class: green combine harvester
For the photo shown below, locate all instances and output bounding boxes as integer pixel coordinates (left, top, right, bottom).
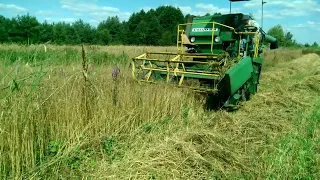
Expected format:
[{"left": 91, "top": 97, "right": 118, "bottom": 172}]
[{"left": 130, "top": 0, "right": 278, "bottom": 109}]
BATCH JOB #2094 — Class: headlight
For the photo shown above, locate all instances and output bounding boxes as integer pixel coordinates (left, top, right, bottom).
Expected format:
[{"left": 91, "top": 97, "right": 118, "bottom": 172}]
[
  {"left": 214, "top": 36, "right": 220, "bottom": 43},
  {"left": 190, "top": 37, "right": 195, "bottom": 43}
]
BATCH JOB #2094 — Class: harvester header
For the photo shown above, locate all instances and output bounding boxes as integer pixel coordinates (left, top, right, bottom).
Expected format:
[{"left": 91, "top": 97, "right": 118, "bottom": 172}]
[{"left": 131, "top": 12, "right": 278, "bottom": 108}]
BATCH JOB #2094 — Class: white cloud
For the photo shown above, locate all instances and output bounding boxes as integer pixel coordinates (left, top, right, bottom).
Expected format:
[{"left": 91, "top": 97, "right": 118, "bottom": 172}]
[
  {"left": 244, "top": 0, "right": 317, "bottom": 8},
  {"left": 89, "top": 19, "right": 99, "bottom": 26},
  {"left": 89, "top": 12, "right": 131, "bottom": 21},
  {"left": 60, "top": 0, "right": 130, "bottom": 21},
  {"left": 35, "top": 10, "right": 58, "bottom": 16},
  {"left": 60, "top": 0, "right": 118, "bottom": 12},
  {"left": 0, "top": 3, "right": 27, "bottom": 12},
  {"left": 278, "top": 9, "right": 307, "bottom": 17},
  {"left": 89, "top": 19, "right": 99, "bottom": 23},
  {"left": 293, "top": 24, "right": 307, "bottom": 28},
  {"left": 195, "top": 3, "right": 220, "bottom": 12},
  {"left": 196, "top": 3, "right": 241, "bottom": 14},
  {"left": 60, "top": 18, "right": 75, "bottom": 22},
  {"left": 244, "top": 0, "right": 320, "bottom": 17},
  {"left": 253, "top": 10, "right": 284, "bottom": 20},
  {"left": 290, "top": 21, "right": 320, "bottom": 29},
  {"left": 176, "top": 3, "right": 241, "bottom": 16},
  {"left": 62, "top": 3, "right": 118, "bottom": 13},
  {"left": 74, "top": 13, "right": 82, "bottom": 17},
  {"left": 307, "top": 21, "right": 315, "bottom": 25},
  {"left": 179, "top": 6, "right": 192, "bottom": 14}
]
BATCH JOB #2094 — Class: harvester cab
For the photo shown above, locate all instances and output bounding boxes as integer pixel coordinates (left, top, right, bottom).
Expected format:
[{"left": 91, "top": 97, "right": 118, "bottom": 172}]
[{"left": 131, "top": 9, "right": 278, "bottom": 109}]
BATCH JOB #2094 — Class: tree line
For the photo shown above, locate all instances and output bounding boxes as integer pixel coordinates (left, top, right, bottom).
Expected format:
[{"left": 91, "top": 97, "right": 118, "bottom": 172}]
[
  {"left": 0, "top": 6, "right": 186, "bottom": 46},
  {"left": 0, "top": 5, "right": 318, "bottom": 48},
  {"left": 266, "top": 24, "right": 318, "bottom": 48}
]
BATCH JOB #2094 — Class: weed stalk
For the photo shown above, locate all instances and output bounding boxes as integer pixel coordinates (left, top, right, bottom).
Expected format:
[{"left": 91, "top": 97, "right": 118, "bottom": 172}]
[{"left": 81, "top": 45, "right": 92, "bottom": 123}]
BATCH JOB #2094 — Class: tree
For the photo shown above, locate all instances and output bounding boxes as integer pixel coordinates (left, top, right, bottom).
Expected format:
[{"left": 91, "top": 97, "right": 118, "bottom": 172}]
[
  {"left": 53, "top": 22, "right": 68, "bottom": 45},
  {"left": 97, "top": 16, "right": 125, "bottom": 44},
  {"left": 96, "top": 29, "right": 111, "bottom": 45},
  {"left": 0, "top": 15, "right": 9, "bottom": 42},
  {"left": 284, "top": 31, "right": 295, "bottom": 47},
  {"left": 267, "top": 24, "right": 298, "bottom": 47},
  {"left": 11, "top": 13, "right": 41, "bottom": 44},
  {"left": 133, "top": 20, "right": 148, "bottom": 45},
  {"left": 146, "top": 16, "right": 162, "bottom": 45},
  {"left": 126, "top": 10, "right": 146, "bottom": 44},
  {"left": 156, "top": 6, "right": 184, "bottom": 32},
  {"left": 158, "top": 31, "right": 174, "bottom": 46},
  {"left": 267, "top": 25, "right": 285, "bottom": 46},
  {"left": 39, "top": 20, "right": 53, "bottom": 43},
  {"left": 72, "top": 19, "right": 95, "bottom": 44},
  {"left": 312, "top": 41, "right": 318, "bottom": 47}
]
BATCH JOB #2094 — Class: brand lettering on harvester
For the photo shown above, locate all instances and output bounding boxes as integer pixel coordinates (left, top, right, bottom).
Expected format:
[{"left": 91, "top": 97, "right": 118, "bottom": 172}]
[{"left": 192, "top": 28, "right": 219, "bottom": 32}]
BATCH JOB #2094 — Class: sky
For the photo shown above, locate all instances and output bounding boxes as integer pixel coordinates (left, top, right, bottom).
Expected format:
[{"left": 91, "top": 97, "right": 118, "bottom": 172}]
[{"left": 0, "top": 0, "right": 320, "bottom": 45}]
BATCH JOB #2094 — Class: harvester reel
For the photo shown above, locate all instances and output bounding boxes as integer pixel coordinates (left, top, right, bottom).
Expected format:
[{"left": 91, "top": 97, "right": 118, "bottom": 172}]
[{"left": 138, "top": 62, "right": 158, "bottom": 82}]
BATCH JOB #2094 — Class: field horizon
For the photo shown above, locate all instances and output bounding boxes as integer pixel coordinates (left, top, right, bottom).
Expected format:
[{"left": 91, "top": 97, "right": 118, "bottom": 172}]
[{"left": 1, "top": 44, "right": 320, "bottom": 179}]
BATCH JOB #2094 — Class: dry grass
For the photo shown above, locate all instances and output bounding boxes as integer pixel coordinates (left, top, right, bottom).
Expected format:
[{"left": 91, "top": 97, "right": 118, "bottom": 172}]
[
  {"left": 302, "top": 48, "right": 320, "bottom": 56},
  {"left": 261, "top": 48, "right": 303, "bottom": 68},
  {"left": 0, "top": 44, "right": 177, "bottom": 58},
  {"left": 0, "top": 45, "right": 319, "bottom": 179}
]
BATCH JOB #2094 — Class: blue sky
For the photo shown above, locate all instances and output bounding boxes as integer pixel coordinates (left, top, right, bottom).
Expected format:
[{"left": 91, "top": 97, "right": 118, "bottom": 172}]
[{"left": 0, "top": 0, "right": 320, "bottom": 45}]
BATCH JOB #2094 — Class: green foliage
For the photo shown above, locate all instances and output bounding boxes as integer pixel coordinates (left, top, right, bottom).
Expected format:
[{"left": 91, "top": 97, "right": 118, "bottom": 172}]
[
  {"left": 102, "top": 136, "right": 124, "bottom": 163},
  {"left": 66, "top": 145, "right": 88, "bottom": 169},
  {"left": 302, "top": 47, "right": 320, "bottom": 55},
  {"left": 0, "top": 5, "right": 186, "bottom": 46},
  {"left": 1, "top": 66, "right": 47, "bottom": 99},
  {"left": 133, "top": 20, "right": 148, "bottom": 45},
  {"left": 267, "top": 25, "right": 285, "bottom": 45},
  {"left": 97, "top": 16, "right": 125, "bottom": 44},
  {"left": 264, "top": 100, "right": 320, "bottom": 179},
  {"left": 158, "top": 31, "right": 174, "bottom": 46},
  {"left": 48, "top": 140, "right": 59, "bottom": 156},
  {"left": 181, "top": 104, "right": 190, "bottom": 126},
  {"left": 267, "top": 24, "right": 299, "bottom": 47},
  {"left": 312, "top": 41, "right": 318, "bottom": 47},
  {"left": 96, "top": 29, "right": 111, "bottom": 45},
  {"left": 0, "top": 15, "right": 9, "bottom": 42},
  {"left": 146, "top": 16, "right": 162, "bottom": 45}
]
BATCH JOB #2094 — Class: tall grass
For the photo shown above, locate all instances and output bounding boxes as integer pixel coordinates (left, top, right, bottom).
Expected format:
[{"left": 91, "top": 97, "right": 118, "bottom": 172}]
[
  {"left": 0, "top": 44, "right": 203, "bottom": 179},
  {"left": 0, "top": 44, "right": 319, "bottom": 179}
]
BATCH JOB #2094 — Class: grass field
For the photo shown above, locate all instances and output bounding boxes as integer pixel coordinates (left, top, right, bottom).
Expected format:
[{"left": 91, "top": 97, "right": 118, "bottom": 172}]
[{"left": 0, "top": 44, "right": 320, "bottom": 179}]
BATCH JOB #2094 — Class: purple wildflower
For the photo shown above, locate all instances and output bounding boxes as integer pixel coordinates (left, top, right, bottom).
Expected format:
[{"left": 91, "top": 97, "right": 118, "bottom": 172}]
[{"left": 112, "top": 66, "right": 120, "bottom": 79}]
